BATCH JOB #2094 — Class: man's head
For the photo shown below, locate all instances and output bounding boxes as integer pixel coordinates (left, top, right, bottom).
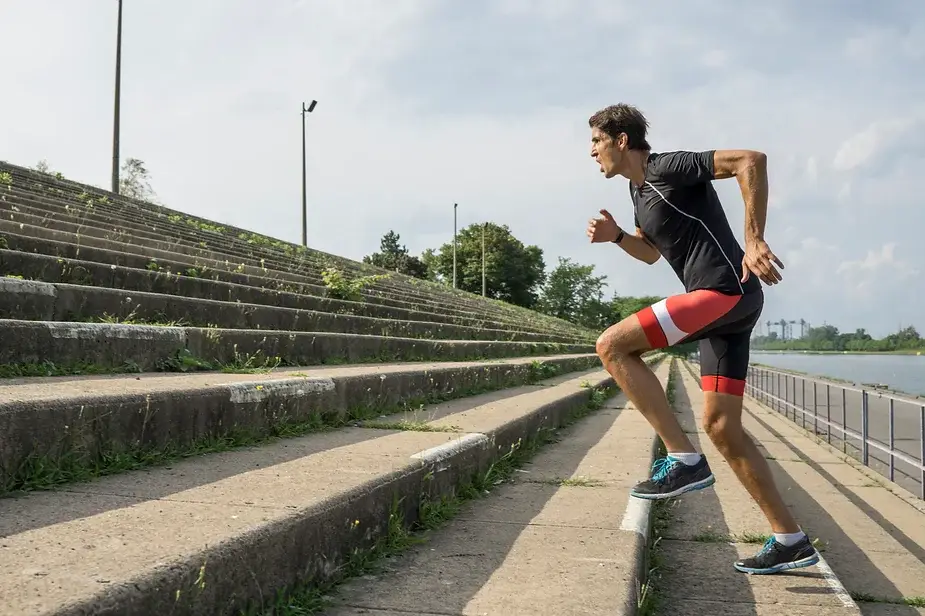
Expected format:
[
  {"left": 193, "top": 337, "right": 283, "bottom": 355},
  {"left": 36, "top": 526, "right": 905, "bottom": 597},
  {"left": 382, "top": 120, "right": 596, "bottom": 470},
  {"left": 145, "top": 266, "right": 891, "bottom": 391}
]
[{"left": 589, "top": 103, "right": 651, "bottom": 179}]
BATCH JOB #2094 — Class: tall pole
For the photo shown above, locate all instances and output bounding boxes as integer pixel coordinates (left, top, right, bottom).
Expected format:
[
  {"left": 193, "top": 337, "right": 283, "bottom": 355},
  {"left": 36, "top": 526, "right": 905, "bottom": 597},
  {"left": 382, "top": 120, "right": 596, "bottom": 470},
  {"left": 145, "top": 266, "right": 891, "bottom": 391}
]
[
  {"left": 452, "top": 203, "right": 458, "bottom": 289},
  {"left": 481, "top": 222, "right": 486, "bottom": 297},
  {"left": 301, "top": 100, "right": 317, "bottom": 247},
  {"left": 111, "top": 0, "right": 123, "bottom": 194}
]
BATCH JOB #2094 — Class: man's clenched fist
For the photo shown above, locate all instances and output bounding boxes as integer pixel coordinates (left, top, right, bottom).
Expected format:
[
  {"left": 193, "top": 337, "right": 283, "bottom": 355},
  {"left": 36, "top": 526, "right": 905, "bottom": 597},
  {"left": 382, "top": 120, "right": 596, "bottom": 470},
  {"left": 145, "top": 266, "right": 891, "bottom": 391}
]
[{"left": 586, "top": 209, "right": 620, "bottom": 243}]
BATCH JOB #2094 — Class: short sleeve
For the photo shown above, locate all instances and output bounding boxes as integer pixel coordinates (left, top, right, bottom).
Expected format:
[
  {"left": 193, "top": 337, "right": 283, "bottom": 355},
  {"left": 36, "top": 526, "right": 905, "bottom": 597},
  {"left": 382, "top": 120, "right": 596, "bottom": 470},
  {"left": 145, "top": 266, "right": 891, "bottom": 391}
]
[{"left": 651, "top": 150, "right": 715, "bottom": 185}]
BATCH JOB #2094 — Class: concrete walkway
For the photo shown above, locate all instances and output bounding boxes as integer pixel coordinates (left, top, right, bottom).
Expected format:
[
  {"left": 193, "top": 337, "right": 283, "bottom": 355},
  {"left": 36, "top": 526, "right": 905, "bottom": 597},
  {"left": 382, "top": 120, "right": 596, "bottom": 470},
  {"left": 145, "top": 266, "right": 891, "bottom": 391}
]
[
  {"left": 323, "top": 360, "right": 671, "bottom": 615},
  {"left": 656, "top": 361, "right": 925, "bottom": 616}
]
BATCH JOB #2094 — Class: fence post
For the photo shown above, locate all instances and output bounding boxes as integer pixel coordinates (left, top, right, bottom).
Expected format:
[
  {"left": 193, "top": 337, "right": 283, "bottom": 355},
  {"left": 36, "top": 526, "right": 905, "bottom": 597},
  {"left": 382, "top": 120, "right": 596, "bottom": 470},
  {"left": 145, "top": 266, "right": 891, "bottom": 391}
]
[
  {"left": 812, "top": 381, "right": 818, "bottom": 436},
  {"left": 825, "top": 383, "right": 831, "bottom": 445},
  {"left": 919, "top": 405, "right": 924, "bottom": 501},
  {"left": 841, "top": 388, "right": 847, "bottom": 453},
  {"left": 800, "top": 377, "right": 806, "bottom": 430},
  {"left": 861, "top": 390, "right": 869, "bottom": 467},
  {"left": 889, "top": 398, "right": 895, "bottom": 483}
]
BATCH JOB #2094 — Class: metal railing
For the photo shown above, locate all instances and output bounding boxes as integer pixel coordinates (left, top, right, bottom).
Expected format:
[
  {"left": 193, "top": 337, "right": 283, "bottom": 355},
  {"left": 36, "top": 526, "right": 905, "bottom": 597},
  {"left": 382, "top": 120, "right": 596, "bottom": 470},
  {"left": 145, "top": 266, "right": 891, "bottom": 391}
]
[{"left": 745, "top": 364, "right": 925, "bottom": 500}]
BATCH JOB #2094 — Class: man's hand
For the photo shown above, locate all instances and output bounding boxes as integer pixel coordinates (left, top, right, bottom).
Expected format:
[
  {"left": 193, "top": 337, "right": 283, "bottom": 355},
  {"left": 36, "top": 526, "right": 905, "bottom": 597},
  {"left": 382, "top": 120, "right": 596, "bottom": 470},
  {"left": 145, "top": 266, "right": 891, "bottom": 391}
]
[
  {"left": 742, "top": 238, "right": 784, "bottom": 285},
  {"left": 587, "top": 209, "right": 620, "bottom": 243}
]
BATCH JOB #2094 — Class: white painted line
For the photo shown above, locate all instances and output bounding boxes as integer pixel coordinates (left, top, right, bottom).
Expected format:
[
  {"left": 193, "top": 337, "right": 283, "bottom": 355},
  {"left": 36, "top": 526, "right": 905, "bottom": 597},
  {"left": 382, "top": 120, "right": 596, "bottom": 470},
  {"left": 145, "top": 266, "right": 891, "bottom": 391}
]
[
  {"left": 619, "top": 493, "right": 651, "bottom": 539},
  {"left": 815, "top": 553, "right": 861, "bottom": 611},
  {"left": 411, "top": 433, "right": 489, "bottom": 464},
  {"left": 45, "top": 321, "right": 185, "bottom": 341},
  {"left": 0, "top": 278, "right": 57, "bottom": 296},
  {"left": 227, "top": 377, "right": 336, "bottom": 403}
]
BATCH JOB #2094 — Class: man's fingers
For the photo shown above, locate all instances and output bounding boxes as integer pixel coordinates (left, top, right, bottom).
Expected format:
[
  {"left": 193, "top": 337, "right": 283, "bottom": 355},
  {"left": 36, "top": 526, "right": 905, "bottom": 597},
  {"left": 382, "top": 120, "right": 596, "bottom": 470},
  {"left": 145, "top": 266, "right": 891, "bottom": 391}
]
[{"left": 599, "top": 208, "right": 615, "bottom": 221}]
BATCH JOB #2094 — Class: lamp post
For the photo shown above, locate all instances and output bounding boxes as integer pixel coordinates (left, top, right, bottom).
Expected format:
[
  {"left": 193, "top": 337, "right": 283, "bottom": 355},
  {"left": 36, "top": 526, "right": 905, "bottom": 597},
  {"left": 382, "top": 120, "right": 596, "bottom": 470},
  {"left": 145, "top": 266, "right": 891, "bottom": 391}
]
[
  {"left": 452, "top": 203, "right": 458, "bottom": 289},
  {"left": 111, "top": 0, "right": 123, "bottom": 194},
  {"left": 482, "top": 222, "right": 486, "bottom": 297},
  {"left": 301, "top": 99, "right": 317, "bottom": 247}
]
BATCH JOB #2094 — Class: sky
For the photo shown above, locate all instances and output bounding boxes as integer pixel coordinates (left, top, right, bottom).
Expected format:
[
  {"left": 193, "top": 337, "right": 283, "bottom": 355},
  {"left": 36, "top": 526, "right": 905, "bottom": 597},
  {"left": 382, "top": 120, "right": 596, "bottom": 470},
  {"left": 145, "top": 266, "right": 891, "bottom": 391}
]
[{"left": 2, "top": 0, "right": 923, "bottom": 338}]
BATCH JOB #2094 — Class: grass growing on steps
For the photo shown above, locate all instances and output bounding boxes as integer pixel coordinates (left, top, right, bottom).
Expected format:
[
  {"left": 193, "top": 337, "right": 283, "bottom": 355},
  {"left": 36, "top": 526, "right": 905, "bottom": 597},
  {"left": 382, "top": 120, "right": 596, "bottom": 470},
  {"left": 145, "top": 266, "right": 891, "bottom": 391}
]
[
  {"left": 638, "top": 357, "right": 678, "bottom": 616},
  {"left": 849, "top": 592, "right": 925, "bottom": 607},
  {"left": 238, "top": 383, "right": 619, "bottom": 615},
  {"left": 0, "top": 359, "right": 588, "bottom": 497}
]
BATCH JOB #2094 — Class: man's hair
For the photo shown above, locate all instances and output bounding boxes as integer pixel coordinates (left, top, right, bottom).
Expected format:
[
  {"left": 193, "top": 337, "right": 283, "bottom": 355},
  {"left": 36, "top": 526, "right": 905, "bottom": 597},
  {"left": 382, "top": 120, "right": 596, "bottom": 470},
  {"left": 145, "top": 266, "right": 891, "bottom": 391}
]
[{"left": 588, "top": 103, "right": 651, "bottom": 151}]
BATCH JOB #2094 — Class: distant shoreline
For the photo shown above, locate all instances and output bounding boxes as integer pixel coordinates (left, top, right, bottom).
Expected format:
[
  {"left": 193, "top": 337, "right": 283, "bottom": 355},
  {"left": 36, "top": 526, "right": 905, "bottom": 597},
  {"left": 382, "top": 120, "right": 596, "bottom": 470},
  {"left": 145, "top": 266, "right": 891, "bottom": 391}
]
[{"left": 752, "top": 349, "right": 924, "bottom": 356}]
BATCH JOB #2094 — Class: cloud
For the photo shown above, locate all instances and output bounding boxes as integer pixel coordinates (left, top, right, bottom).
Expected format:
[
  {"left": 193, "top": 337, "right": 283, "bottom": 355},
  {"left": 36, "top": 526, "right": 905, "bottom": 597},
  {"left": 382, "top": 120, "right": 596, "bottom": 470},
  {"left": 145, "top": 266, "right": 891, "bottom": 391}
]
[{"left": 1, "top": 0, "right": 923, "bottom": 338}]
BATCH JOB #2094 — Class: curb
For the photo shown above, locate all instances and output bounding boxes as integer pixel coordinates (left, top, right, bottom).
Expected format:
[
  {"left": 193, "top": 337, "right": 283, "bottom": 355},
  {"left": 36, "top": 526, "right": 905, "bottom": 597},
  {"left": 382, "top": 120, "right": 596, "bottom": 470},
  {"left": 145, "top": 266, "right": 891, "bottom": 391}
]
[
  {"left": 54, "top": 368, "right": 637, "bottom": 614},
  {"left": 620, "top": 358, "right": 673, "bottom": 615}
]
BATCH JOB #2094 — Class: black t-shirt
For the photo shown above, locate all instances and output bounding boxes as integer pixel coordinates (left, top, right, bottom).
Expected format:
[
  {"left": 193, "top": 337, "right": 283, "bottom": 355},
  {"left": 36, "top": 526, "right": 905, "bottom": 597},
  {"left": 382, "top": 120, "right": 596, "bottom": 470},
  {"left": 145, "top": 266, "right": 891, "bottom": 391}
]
[{"left": 630, "top": 150, "right": 761, "bottom": 296}]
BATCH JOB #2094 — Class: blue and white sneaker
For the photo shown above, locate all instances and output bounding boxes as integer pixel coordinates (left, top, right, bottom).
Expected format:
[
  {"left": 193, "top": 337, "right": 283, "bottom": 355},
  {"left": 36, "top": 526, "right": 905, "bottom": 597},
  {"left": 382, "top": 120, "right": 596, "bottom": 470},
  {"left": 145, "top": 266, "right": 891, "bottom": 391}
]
[
  {"left": 629, "top": 455, "right": 715, "bottom": 500},
  {"left": 734, "top": 536, "right": 820, "bottom": 574}
]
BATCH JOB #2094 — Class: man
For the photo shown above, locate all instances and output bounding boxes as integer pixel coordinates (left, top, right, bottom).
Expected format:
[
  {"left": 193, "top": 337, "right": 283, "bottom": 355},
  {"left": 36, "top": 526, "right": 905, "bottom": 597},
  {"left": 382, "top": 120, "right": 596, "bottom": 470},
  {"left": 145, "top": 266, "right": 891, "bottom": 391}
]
[{"left": 585, "top": 103, "right": 819, "bottom": 575}]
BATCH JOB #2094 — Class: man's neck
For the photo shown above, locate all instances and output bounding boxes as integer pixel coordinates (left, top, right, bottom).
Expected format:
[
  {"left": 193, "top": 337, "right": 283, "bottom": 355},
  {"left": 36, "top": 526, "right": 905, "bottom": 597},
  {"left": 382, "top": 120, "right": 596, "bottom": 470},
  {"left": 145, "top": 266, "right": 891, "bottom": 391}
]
[{"left": 622, "top": 150, "right": 651, "bottom": 188}]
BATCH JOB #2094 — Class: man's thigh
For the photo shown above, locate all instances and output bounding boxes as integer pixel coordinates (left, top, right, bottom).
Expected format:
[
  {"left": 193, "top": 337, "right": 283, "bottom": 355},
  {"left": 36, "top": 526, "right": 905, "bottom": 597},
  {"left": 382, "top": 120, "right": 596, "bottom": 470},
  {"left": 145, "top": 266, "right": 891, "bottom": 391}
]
[
  {"left": 699, "top": 330, "right": 752, "bottom": 396},
  {"left": 635, "top": 289, "right": 754, "bottom": 349}
]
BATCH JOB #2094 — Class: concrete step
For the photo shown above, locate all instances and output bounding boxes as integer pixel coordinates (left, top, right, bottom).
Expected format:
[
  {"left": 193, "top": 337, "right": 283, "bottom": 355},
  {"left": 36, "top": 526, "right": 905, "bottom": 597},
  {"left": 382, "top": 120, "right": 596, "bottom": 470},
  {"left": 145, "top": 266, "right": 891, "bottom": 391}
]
[
  {"left": 0, "top": 227, "right": 587, "bottom": 340},
  {"left": 0, "top": 248, "right": 585, "bottom": 341},
  {"left": 642, "top": 360, "right": 925, "bottom": 615},
  {"left": 0, "top": 215, "right": 491, "bottom": 321},
  {"left": 323, "top": 358, "right": 670, "bottom": 616},
  {"left": 0, "top": 277, "right": 566, "bottom": 344},
  {"left": 2, "top": 183, "right": 497, "bottom": 315},
  {"left": 0, "top": 356, "right": 664, "bottom": 616},
  {"left": 0, "top": 353, "right": 602, "bottom": 496},
  {"left": 0, "top": 167, "right": 591, "bottom": 333},
  {"left": 0, "top": 186, "right": 573, "bottom": 329},
  {"left": 0, "top": 318, "right": 594, "bottom": 375}
]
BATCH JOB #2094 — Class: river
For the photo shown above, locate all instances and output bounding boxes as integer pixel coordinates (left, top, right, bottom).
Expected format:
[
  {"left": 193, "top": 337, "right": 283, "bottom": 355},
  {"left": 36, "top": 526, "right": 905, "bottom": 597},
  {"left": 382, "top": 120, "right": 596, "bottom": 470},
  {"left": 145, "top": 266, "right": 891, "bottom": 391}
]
[{"left": 749, "top": 351, "right": 925, "bottom": 397}]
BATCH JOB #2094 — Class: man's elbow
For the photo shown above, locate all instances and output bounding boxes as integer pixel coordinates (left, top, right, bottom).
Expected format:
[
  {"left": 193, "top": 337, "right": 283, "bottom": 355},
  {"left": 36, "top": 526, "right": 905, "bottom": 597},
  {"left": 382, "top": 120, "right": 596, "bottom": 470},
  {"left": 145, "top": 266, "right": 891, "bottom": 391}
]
[
  {"left": 743, "top": 150, "right": 767, "bottom": 171},
  {"left": 645, "top": 251, "right": 661, "bottom": 265}
]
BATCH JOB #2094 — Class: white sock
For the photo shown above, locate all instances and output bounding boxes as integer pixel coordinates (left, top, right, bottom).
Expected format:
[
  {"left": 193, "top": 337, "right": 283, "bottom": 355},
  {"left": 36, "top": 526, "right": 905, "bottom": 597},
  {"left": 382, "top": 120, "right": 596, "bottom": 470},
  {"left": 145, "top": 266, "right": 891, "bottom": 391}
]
[
  {"left": 774, "top": 530, "right": 806, "bottom": 547},
  {"left": 668, "top": 452, "right": 702, "bottom": 466}
]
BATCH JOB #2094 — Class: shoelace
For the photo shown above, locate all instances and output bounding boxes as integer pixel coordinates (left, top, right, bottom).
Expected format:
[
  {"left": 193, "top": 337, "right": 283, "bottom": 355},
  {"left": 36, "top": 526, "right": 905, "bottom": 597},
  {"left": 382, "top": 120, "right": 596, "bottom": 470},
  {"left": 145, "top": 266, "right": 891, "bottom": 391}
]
[
  {"left": 650, "top": 457, "right": 679, "bottom": 484},
  {"left": 757, "top": 536, "right": 778, "bottom": 556}
]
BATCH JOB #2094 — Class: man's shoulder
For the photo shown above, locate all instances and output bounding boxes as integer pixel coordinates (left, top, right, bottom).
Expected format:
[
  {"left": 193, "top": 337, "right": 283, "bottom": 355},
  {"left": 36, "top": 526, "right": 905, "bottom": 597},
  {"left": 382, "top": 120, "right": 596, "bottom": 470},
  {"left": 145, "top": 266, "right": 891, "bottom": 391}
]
[{"left": 647, "top": 150, "right": 716, "bottom": 183}]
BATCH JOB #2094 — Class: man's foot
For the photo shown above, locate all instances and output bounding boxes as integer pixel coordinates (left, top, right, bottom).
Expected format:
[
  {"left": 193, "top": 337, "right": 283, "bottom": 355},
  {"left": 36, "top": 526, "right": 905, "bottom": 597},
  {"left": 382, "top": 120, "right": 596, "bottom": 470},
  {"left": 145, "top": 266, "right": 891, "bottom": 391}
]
[
  {"left": 630, "top": 454, "right": 715, "bottom": 500},
  {"left": 734, "top": 536, "right": 820, "bottom": 574}
]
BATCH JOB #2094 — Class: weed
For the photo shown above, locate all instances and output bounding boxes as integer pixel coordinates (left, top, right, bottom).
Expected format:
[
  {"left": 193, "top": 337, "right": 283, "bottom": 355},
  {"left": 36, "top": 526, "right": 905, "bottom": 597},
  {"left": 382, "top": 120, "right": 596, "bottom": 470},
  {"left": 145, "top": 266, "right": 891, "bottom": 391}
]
[
  {"left": 321, "top": 265, "right": 388, "bottom": 302},
  {"left": 849, "top": 592, "right": 925, "bottom": 607}
]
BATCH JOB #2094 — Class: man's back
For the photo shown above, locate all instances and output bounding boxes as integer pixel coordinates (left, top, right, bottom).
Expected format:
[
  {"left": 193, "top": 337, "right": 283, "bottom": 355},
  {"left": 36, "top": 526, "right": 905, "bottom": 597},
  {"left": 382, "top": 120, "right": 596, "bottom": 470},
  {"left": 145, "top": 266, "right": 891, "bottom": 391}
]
[{"left": 630, "top": 150, "right": 761, "bottom": 296}]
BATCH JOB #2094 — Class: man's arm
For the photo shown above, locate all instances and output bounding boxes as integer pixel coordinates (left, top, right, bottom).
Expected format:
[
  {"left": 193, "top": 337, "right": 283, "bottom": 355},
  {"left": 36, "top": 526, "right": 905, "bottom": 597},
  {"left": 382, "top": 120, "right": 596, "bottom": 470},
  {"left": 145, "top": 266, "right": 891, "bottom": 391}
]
[
  {"left": 712, "top": 149, "right": 784, "bottom": 285},
  {"left": 615, "top": 227, "right": 661, "bottom": 265}
]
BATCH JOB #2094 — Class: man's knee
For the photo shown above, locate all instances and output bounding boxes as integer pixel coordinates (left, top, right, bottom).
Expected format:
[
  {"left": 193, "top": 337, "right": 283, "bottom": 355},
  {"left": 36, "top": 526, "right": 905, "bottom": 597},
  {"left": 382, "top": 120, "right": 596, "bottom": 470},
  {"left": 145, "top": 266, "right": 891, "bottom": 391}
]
[
  {"left": 595, "top": 323, "right": 645, "bottom": 361},
  {"left": 702, "top": 394, "right": 745, "bottom": 445}
]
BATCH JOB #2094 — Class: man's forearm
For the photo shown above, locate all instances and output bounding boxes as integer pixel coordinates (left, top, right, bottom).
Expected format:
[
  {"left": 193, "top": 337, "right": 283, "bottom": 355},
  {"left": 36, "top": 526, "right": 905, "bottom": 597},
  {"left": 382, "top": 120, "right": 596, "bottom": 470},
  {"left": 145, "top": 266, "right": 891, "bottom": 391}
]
[
  {"left": 736, "top": 153, "right": 769, "bottom": 242},
  {"left": 616, "top": 231, "right": 660, "bottom": 264}
]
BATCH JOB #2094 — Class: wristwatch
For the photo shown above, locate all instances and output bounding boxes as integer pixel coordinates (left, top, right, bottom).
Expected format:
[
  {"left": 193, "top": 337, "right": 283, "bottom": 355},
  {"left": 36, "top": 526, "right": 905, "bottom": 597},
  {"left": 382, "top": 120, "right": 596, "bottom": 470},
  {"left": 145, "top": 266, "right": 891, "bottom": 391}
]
[{"left": 613, "top": 229, "right": 625, "bottom": 244}]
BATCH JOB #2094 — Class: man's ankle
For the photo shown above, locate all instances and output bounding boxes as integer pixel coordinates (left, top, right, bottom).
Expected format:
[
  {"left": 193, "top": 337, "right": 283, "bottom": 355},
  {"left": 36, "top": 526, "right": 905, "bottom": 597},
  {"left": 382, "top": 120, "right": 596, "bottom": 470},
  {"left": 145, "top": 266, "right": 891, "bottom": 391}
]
[{"left": 667, "top": 451, "right": 703, "bottom": 466}]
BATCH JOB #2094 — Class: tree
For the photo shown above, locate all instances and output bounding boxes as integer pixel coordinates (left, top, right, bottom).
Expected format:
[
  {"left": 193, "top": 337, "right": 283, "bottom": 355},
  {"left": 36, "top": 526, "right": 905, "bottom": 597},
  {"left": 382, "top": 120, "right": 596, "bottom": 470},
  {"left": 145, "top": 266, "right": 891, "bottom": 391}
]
[
  {"left": 34, "top": 160, "right": 51, "bottom": 174},
  {"left": 120, "top": 157, "right": 158, "bottom": 202},
  {"left": 431, "top": 222, "right": 546, "bottom": 308},
  {"left": 363, "top": 230, "right": 428, "bottom": 279},
  {"left": 538, "top": 257, "right": 609, "bottom": 328}
]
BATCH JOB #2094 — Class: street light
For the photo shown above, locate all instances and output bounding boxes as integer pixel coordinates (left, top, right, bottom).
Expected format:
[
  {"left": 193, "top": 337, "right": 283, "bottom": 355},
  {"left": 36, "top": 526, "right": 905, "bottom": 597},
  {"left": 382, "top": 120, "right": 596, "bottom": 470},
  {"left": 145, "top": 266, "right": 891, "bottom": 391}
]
[
  {"left": 301, "top": 99, "right": 317, "bottom": 247},
  {"left": 111, "top": 0, "right": 123, "bottom": 194},
  {"left": 453, "top": 203, "right": 458, "bottom": 289},
  {"left": 482, "top": 222, "right": 486, "bottom": 297}
]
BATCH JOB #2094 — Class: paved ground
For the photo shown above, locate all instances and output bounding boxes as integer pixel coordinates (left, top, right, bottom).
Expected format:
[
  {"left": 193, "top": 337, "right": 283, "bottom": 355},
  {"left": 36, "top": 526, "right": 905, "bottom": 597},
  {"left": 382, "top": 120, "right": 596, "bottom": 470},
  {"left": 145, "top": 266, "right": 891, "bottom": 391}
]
[
  {"left": 325, "top": 359, "right": 925, "bottom": 615},
  {"left": 322, "top": 362, "right": 671, "bottom": 615},
  {"left": 660, "top": 361, "right": 925, "bottom": 616},
  {"left": 748, "top": 368, "right": 925, "bottom": 498}
]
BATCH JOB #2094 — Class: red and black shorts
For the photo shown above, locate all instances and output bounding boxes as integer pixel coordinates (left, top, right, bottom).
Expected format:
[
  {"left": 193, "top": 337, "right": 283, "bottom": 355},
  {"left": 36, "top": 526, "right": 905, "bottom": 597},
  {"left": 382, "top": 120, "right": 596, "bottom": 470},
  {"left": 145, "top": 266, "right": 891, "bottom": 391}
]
[{"left": 636, "top": 289, "right": 763, "bottom": 396}]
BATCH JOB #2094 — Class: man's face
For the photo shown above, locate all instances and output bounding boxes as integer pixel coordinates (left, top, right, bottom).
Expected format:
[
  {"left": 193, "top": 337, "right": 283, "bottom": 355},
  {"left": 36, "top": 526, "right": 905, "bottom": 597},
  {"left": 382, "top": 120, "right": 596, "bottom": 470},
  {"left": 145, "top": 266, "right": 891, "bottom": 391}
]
[{"left": 590, "top": 127, "right": 626, "bottom": 179}]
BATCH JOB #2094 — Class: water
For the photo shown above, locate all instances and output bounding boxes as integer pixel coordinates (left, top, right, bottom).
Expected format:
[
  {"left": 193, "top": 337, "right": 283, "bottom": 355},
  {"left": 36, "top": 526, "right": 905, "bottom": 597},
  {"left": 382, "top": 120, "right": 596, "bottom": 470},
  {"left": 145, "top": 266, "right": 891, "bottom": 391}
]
[{"left": 749, "top": 351, "right": 925, "bottom": 397}]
